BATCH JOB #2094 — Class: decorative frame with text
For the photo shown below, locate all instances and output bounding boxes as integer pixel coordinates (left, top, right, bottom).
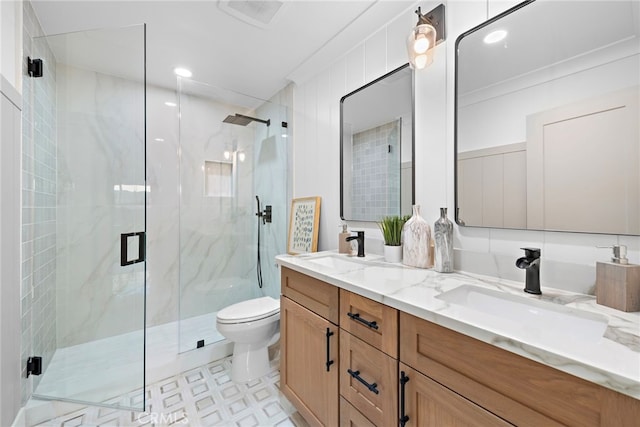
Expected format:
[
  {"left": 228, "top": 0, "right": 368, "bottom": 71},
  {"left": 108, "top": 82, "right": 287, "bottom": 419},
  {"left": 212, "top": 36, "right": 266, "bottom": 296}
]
[{"left": 287, "top": 196, "right": 321, "bottom": 254}]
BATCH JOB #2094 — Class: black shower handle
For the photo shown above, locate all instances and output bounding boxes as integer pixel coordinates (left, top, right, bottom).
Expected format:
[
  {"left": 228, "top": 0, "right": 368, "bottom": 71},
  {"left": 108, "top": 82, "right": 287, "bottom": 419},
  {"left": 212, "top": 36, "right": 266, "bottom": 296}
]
[{"left": 120, "top": 232, "right": 145, "bottom": 266}]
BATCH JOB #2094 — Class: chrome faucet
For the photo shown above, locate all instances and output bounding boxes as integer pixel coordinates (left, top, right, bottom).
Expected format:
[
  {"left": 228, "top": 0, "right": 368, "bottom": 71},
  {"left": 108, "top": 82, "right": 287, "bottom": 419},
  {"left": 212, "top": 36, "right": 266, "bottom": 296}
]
[
  {"left": 346, "top": 231, "right": 365, "bottom": 257},
  {"left": 516, "top": 247, "right": 541, "bottom": 295}
]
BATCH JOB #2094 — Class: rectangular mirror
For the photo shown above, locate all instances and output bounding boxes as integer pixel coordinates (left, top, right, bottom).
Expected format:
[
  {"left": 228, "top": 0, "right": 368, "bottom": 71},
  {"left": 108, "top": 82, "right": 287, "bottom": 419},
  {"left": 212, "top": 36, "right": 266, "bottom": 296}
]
[
  {"left": 455, "top": 0, "right": 640, "bottom": 235},
  {"left": 341, "top": 63, "right": 414, "bottom": 222}
]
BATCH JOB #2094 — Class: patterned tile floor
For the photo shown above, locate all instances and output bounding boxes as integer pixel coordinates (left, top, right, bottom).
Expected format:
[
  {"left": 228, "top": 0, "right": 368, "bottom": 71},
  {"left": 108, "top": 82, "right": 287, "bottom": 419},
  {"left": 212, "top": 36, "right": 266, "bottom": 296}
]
[{"left": 34, "top": 355, "right": 308, "bottom": 427}]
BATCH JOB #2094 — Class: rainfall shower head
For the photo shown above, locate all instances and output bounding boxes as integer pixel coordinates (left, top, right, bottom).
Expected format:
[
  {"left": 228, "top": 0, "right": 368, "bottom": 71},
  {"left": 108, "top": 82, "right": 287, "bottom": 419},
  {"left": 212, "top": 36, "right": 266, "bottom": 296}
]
[{"left": 223, "top": 113, "right": 270, "bottom": 127}]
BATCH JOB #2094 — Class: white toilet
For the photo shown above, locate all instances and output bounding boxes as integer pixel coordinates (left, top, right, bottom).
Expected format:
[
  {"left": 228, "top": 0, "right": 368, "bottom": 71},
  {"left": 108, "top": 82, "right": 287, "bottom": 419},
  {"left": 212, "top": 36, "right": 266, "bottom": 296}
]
[{"left": 216, "top": 296, "right": 280, "bottom": 383}]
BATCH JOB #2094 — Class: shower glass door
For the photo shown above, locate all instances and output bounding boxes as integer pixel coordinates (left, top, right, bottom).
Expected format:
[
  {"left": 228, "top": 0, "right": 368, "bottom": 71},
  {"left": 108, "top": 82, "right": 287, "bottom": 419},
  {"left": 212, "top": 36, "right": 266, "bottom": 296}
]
[{"left": 29, "top": 24, "right": 146, "bottom": 409}]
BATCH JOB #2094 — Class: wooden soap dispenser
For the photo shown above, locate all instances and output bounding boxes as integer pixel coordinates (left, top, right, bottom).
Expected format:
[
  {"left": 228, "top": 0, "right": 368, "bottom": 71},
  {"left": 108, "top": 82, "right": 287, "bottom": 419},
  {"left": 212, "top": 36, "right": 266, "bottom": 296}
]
[
  {"left": 338, "top": 223, "right": 352, "bottom": 254},
  {"left": 595, "top": 245, "right": 640, "bottom": 312}
]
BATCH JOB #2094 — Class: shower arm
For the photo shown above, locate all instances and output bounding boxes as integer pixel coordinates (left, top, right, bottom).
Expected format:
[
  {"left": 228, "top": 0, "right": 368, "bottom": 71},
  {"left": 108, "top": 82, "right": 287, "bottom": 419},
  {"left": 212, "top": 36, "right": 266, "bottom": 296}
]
[{"left": 237, "top": 114, "right": 270, "bottom": 127}]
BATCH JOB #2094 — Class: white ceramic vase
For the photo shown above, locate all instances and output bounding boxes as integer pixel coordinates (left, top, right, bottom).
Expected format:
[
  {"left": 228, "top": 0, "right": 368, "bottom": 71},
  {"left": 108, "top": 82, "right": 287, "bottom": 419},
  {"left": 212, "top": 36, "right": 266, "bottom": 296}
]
[
  {"left": 384, "top": 245, "right": 403, "bottom": 263},
  {"left": 402, "top": 205, "right": 432, "bottom": 268}
]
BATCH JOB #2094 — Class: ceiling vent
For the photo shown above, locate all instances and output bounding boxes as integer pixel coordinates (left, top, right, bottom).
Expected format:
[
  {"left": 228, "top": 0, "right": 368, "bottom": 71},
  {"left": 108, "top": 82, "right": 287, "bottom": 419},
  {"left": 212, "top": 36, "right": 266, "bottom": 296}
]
[{"left": 218, "top": 1, "right": 286, "bottom": 29}]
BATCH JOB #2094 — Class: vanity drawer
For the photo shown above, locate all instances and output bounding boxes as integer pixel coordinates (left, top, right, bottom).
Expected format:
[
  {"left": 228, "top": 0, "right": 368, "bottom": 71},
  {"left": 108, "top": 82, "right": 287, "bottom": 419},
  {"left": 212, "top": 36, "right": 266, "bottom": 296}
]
[
  {"left": 340, "top": 331, "right": 398, "bottom": 427},
  {"left": 339, "top": 396, "right": 376, "bottom": 427},
  {"left": 281, "top": 267, "right": 339, "bottom": 324},
  {"left": 340, "top": 289, "right": 398, "bottom": 357}
]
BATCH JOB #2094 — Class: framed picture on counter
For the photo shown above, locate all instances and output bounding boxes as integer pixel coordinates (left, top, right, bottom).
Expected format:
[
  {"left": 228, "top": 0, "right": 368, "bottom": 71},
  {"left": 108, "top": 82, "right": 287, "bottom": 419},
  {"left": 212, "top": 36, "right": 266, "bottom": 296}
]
[{"left": 287, "top": 196, "right": 321, "bottom": 255}]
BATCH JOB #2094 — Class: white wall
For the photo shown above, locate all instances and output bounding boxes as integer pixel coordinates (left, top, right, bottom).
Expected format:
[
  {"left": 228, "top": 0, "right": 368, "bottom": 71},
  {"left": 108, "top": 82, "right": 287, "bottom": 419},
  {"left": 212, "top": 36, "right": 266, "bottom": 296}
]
[
  {"left": 0, "top": 1, "right": 23, "bottom": 423},
  {"left": 1, "top": 0, "right": 23, "bottom": 90},
  {"left": 0, "top": 74, "right": 22, "bottom": 427},
  {"left": 291, "top": 0, "right": 640, "bottom": 295}
]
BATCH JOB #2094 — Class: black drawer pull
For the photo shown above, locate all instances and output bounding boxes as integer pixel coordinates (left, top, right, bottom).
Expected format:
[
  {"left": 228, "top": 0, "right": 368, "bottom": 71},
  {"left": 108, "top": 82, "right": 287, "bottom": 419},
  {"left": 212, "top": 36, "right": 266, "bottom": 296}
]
[
  {"left": 347, "top": 368, "right": 379, "bottom": 395},
  {"left": 400, "top": 371, "right": 410, "bottom": 426},
  {"left": 325, "top": 328, "right": 334, "bottom": 372},
  {"left": 347, "top": 312, "right": 379, "bottom": 330}
]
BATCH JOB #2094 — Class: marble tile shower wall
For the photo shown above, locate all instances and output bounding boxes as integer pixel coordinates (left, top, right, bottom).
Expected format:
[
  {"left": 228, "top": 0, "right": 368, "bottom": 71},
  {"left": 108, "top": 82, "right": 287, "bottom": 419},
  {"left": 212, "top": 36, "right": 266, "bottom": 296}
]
[
  {"left": 351, "top": 120, "right": 400, "bottom": 221},
  {"left": 177, "top": 90, "right": 257, "bottom": 320},
  {"left": 21, "top": 0, "right": 58, "bottom": 404}
]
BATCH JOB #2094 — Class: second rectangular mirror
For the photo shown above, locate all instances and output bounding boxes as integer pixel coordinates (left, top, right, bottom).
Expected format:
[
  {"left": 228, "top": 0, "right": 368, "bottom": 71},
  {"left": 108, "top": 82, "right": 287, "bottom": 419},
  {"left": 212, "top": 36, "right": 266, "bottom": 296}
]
[
  {"left": 455, "top": 0, "right": 639, "bottom": 235},
  {"left": 340, "top": 63, "right": 414, "bottom": 222}
]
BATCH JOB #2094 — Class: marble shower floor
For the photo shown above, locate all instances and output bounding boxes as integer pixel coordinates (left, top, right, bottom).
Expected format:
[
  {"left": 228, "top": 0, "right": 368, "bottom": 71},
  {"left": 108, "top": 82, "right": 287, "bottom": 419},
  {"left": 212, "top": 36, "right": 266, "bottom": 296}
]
[
  {"left": 33, "top": 313, "right": 226, "bottom": 403},
  {"left": 33, "top": 354, "right": 307, "bottom": 427}
]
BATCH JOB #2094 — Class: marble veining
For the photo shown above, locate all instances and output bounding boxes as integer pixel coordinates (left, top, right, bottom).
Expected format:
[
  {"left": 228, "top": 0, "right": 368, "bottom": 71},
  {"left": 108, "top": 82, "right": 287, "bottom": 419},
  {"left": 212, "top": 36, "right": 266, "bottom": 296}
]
[{"left": 276, "top": 251, "right": 640, "bottom": 400}]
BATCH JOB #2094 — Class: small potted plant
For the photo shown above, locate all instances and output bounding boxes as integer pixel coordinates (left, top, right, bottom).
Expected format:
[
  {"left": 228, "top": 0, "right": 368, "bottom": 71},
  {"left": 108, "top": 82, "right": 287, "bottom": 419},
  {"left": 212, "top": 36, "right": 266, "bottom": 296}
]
[{"left": 378, "top": 215, "right": 410, "bottom": 263}]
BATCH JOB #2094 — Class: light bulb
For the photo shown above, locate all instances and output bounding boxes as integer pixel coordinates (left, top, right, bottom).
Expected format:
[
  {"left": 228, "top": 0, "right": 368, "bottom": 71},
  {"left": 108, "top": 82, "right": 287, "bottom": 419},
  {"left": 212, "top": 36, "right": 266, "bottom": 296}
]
[
  {"left": 413, "top": 35, "right": 430, "bottom": 54},
  {"left": 224, "top": 151, "right": 231, "bottom": 160},
  {"left": 238, "top": 152, "right": 246, "bottom": 162},
  {"left": 407, "top": 23, "right": 436, "bottom": 69},
  {"left": 414, "top": 54, "right": 428, "bottom": 69}
]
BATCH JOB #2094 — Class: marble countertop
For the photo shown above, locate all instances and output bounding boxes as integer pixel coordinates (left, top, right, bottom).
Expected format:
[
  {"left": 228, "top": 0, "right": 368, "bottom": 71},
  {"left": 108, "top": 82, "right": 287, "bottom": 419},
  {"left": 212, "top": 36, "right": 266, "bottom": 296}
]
[{"left": 275, "top": 251, "right": 640, "bottom": 400}]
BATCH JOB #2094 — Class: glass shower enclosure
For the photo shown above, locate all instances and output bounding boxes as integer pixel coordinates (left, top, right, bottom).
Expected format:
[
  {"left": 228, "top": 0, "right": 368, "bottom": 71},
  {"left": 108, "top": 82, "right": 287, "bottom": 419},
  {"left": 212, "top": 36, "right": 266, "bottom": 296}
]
[
  {"left": 177, "top": 78, "right": 289, "bottom": 353},
  {"left": 27, "top": 25, "right": 146, "bottom": 409}
]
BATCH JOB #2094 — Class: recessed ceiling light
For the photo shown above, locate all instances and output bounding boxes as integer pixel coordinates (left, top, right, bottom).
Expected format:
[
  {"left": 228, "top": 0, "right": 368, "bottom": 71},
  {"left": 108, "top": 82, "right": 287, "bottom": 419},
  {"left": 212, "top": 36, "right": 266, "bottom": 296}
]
[
  {"left": 483, "top": 30, "right": 507, "bottom": 44},
  {"left": 174, "top": 67, "right": 192, "bottom": 78},
  {"left": 164, "top": 102, "right": 177, "bottom": 107}
]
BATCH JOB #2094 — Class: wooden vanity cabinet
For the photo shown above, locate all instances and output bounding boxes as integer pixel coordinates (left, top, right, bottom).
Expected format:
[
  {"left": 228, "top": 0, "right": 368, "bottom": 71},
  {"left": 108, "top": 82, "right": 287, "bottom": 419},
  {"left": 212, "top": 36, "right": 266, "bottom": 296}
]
[
  {"left": 280, "top": 267, "right": 340, "bottom": 426},
  {"left": 400, "top": 311, "right": 640, "bottom": 427},
  {"left": 280, "top": 268, "right": 640, "bottom": 426}
]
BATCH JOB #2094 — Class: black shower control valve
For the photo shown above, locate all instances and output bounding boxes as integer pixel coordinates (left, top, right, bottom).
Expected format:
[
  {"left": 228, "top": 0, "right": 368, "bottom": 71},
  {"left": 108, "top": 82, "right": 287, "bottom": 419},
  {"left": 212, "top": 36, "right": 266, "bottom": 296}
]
[
  {"left": 197, "top": 340, "right": 205, "bottom": 348},
  {"left": 264, "top": 205, "right": 272, "bottom": 223},
  {"left": 256, "top": 205, "right": 272, "bottom": 224}
]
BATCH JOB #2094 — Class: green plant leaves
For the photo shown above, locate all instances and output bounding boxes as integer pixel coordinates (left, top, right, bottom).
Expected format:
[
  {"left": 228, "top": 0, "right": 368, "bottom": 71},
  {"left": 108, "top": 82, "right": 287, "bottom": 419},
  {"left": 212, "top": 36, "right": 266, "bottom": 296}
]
[{"left": 378, "top": 215, "right": 410, "bottom": 246}]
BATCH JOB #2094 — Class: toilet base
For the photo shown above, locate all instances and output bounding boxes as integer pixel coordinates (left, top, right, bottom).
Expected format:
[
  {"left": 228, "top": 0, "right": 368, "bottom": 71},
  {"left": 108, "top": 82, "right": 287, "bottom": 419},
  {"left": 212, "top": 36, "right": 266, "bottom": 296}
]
[{"left": 230, "top": 341, "right": 271, "bottom": 383}]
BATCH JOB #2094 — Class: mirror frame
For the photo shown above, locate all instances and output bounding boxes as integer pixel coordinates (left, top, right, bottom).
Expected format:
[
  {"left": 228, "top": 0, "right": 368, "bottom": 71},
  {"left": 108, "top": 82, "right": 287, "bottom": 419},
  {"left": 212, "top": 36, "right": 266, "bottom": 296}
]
[{"left": 340, "top": 63, "right": 415, "bottom": 221}]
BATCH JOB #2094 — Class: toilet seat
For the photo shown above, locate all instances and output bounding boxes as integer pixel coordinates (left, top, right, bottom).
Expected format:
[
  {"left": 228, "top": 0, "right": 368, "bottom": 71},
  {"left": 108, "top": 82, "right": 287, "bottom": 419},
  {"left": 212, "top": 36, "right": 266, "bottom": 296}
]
[{"left": 217, "top": 296, "right": 280, "bottom": 324}]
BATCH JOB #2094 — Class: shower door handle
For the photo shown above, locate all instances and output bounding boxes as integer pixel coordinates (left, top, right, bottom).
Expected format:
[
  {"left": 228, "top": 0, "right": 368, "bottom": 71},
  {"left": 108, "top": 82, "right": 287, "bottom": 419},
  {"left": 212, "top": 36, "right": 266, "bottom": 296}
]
[{"left": 121, "top": 232, "right": 146, "bottom": 266}]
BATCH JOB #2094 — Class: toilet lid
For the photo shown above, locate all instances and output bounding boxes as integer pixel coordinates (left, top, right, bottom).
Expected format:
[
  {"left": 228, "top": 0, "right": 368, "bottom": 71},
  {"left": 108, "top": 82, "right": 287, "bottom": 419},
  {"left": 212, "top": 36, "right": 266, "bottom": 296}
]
[{"left": 217, "top": 296, "right": 280, "bottom": 323}]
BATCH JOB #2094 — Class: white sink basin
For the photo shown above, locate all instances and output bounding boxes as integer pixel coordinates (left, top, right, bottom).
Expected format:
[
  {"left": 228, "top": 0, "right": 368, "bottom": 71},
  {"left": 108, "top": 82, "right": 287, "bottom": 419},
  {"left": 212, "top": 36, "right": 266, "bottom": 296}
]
[
  {"left": 437, "top": 285, "right": 608, "bottom": 344},
  {"left": 306, "top": 254, "right": 367, "bottom": 272}
]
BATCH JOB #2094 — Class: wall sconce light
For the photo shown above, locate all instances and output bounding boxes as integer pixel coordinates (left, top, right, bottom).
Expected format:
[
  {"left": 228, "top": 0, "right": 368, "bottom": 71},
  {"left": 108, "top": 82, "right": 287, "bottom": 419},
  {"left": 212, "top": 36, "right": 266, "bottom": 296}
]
[{"left": 406, "top": 4, "right": 446, "bottom": 69}]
